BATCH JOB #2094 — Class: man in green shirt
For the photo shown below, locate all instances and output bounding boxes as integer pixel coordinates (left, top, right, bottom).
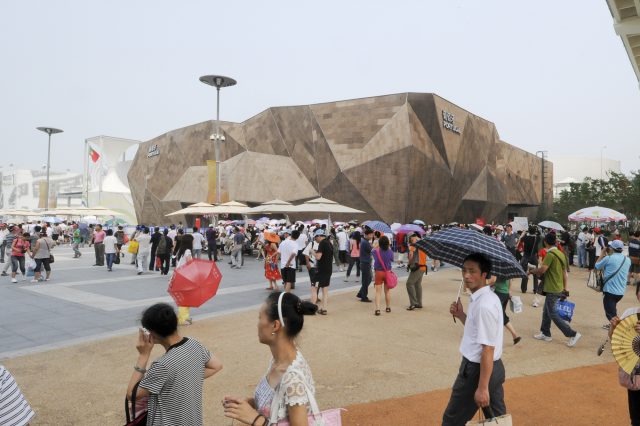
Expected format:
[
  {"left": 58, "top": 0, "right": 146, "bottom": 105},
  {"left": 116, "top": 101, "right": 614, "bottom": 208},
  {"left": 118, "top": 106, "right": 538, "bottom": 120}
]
[
  {"left": 72, "top": 224, "right": 82, "bottom": 258},
  {"left": 530, "top": 233, "right": 581, "bottom": 347}
]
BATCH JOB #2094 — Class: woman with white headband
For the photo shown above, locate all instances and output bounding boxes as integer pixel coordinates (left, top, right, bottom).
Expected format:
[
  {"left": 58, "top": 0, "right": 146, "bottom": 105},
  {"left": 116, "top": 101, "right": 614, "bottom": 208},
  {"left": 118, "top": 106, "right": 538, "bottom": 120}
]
[{"left": 223, "top": 291, "right": 318, "bottom": 425}]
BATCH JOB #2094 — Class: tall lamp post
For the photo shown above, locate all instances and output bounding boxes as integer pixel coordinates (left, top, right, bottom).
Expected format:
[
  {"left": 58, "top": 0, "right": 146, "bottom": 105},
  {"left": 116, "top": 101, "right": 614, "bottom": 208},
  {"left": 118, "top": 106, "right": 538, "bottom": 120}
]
[
  {"left": 36, "top": 127, "right": 63, "bottom": 210},
  {"left": 535, "top": 150, "right": 548, "bottom": 218},
  {"left": 600, "top": 145, "right": 607, "bottom": 181},
  {"left": 199, "top": 75, "right": 237, "bottom": 204}
]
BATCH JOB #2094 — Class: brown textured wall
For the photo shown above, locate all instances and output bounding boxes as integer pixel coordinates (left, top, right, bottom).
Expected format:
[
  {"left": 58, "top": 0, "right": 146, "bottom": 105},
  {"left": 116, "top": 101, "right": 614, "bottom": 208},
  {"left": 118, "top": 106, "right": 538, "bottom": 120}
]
[{"left": 128, "top": 93, "right": 550, "bottom": 225}]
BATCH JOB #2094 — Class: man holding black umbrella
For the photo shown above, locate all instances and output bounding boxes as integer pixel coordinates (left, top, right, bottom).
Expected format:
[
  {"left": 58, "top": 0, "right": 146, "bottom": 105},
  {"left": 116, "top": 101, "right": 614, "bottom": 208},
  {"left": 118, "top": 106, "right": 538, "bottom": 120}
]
[{"left": 444, "top": 253, "right": 506, "bottom": 425}]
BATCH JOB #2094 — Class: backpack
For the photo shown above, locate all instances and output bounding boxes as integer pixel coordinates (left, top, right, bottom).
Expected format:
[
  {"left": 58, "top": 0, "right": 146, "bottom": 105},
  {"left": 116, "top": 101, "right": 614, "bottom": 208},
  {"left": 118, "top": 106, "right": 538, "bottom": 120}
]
[{"left": 157, "top": 236, "right": 167, "bottom": 254}]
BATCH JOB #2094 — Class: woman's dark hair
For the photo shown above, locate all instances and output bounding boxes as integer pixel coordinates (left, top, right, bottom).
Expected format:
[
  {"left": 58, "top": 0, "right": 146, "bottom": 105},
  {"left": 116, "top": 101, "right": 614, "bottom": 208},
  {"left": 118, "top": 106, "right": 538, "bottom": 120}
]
[
  {"left": 463, "top": 253, "right": 492, "bottom": 278},
  {"left": 106, "top": 229, "right": 113, "bottom": 236},
  {"left": 265, "top": 292, "right": 317, "bottom": 338},
  {"left": 141, "top": 303, "right": 178, "bottom": 338},
  {"left": 163, "top": 228, "right": 169, "bottom": 236},
  {"left": 351, "top": 231, "right": 361, "bottom": 249},
  {"left": 379, "top": 235, "right": 390, "bottom": 250},
  {"left": 34, "top": 225, "right": 42, "bottom": 233}
]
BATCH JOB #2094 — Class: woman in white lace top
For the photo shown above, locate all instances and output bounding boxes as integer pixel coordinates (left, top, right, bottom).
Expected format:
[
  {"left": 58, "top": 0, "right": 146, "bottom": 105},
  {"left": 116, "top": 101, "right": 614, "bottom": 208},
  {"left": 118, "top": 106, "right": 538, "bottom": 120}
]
[{"left": 224, "top": 291, "right": 318, "bottom": 426}]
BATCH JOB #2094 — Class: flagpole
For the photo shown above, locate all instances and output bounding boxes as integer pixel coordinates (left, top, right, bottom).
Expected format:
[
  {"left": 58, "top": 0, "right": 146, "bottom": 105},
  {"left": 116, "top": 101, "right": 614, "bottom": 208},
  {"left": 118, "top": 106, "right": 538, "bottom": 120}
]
[{"left": 83, "top": 139, "right": 88, "bottom": 207}]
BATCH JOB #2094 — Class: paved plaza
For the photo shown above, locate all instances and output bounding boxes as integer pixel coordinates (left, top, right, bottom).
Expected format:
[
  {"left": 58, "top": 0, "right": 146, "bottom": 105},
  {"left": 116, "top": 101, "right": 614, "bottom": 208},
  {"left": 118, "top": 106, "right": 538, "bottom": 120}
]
[
  {"left": 0, "top": 245, "right": 409, "bottom": 359},
  {"left": 1, "top": 261, "right": 635, "bottom": 424}
]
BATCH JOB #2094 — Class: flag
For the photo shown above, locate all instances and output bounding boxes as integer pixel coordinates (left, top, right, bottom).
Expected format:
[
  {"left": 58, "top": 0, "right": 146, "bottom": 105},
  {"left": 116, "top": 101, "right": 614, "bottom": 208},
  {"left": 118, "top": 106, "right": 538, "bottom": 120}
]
[{"left": 89, "top": 147, "right": 100, "bottom": 163}]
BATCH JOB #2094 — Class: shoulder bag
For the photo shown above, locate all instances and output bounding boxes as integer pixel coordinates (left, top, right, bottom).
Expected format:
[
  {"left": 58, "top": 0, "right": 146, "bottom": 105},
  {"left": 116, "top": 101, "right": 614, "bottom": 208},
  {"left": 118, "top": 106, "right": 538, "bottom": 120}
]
[
  {"left": 374, "top": 249, "right": 398, "bottom": 289},
  {"left": 591, "top": 257, "right": 629, "bottom": 292},
  {"left": 270, "top": 370, "right": 344, "bottom": 426},
  {"left": 123, "top": 380, "right": 148, "bottom": 425},
  {"left": 44, "top": 239, "right": 54, "bottom": 264}
]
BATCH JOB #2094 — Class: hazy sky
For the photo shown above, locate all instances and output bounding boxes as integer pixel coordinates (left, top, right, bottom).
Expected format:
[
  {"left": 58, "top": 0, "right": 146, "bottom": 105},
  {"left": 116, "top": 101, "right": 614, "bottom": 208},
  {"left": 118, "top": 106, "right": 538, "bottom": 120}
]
[{"left": 1, "top": 0, "right": 639, "bottom": 175}]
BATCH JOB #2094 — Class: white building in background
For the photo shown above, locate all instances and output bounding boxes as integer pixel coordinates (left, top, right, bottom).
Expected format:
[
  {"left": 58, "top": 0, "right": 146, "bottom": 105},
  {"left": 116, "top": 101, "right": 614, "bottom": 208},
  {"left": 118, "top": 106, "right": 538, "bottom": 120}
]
[
  {"left": 551, "top": 156, "right": 622, "bottom": 197},
  {"left": 0, "top": 168, "right": 83, "bottom": 210},
  {"left": 85, "top": 136, "right": 140, "bottom": 224}
]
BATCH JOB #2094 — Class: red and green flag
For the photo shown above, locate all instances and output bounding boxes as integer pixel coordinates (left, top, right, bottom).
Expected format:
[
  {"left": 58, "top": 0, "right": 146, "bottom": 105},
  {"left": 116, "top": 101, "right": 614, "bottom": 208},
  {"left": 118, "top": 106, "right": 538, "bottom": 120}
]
[{"left": 89, "top": 147, "right": 100, "bottom": 163}]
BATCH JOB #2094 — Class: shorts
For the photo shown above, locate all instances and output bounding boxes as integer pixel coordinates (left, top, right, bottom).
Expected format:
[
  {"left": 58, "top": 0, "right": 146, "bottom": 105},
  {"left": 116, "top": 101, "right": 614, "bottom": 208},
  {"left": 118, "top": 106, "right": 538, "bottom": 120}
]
[
  {"left": 34, "top": 258, "right": 51, "bottom": 273},
  {"left": 374, "top": 270, "right": 388, "bottom": 286},
  {"left": 281, "top": 267, "right": 296, "bottom": 283},
  {"left": 339, "top": 250, "right": 348, "bottom": 263},
  {"left": 317, "top": 272, "right": 332, "bottom": 288},
  {"left": 308, "top": 267, "right": 318, "bottom": 286}
]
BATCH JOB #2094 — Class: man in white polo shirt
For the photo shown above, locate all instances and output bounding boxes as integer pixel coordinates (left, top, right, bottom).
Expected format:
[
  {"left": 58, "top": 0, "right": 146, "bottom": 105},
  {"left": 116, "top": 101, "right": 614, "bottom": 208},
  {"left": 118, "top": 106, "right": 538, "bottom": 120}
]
[{"left": 443, "top": 253, "right": 506, "bottom": 425}]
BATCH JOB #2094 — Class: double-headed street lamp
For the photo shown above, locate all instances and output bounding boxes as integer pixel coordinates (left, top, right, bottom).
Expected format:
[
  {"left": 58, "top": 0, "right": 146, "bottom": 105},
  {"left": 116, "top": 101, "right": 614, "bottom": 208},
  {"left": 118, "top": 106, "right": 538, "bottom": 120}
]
[
  {"left": 199, "top": 75, "right": 237, "bottom": 204},
  {"left": 36, "top": 126, "right": 63, "bottom": 210}
]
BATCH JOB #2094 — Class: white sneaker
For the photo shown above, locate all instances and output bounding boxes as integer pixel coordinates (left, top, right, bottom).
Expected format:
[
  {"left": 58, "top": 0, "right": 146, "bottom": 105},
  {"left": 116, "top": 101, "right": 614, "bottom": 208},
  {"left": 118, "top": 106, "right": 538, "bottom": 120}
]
[
  {"left": 533, "top": 332, "right": 552, "bottom": 342},
  {"left": 531, "top": 301, "right": 539, "bottom": 308},
  {"left": 11, "top": 278, "right": 17, "bottom": 283},
  {"left": 30, "top": 279, "right": 38, "bottom": 283},
  {"left": 567, "top": 332, "right": 582, "bottom": 347},
  {"left": 21, "top": 276, "right": 26, "bottom": 281}
]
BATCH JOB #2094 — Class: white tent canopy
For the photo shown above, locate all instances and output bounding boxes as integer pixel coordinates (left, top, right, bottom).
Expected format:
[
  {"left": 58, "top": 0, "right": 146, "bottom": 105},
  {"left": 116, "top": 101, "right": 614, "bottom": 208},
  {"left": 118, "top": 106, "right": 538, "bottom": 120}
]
[
  {"left": 289, "top": 197, "right": 365, "bottom": 214},
  {"left": 246, "top": 199, "right": 298, "bottom": 214},
  {"left": 166, "top": 202, "right": 218, "bottom": 217}
]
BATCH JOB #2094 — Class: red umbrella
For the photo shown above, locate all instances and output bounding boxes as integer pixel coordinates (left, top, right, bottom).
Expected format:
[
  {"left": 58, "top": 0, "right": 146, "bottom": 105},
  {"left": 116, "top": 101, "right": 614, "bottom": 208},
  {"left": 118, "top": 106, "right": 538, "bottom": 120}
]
[{"left": 168, "top": 259, "right": 223, "bottom": 308}]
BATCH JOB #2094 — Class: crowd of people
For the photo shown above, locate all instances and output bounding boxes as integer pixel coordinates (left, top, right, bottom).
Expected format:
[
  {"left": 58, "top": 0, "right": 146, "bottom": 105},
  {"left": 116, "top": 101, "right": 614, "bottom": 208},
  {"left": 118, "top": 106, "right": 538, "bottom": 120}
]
[{"left": 2, "top": 217, "right": 640, "bottom": 425}]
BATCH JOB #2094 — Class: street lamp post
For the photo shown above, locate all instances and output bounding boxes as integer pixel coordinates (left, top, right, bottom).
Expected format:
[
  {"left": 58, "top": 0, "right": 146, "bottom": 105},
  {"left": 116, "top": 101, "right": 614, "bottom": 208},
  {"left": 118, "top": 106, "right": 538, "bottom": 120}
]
[
  {"left": 600, "top": 145, "right": 607, "bottom": 181},
  {"left": 36, "top": 127, "right": 63, "bottom": 210},
  {"left": 199, "top": 75, "right": 237, "bottom": 205}
]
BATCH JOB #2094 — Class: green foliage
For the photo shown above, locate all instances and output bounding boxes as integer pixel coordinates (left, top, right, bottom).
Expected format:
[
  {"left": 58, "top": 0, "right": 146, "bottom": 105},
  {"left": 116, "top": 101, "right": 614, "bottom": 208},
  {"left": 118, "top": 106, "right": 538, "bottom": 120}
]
[{"left": 552, "top": 171, "right": 640, "bottom": 226}]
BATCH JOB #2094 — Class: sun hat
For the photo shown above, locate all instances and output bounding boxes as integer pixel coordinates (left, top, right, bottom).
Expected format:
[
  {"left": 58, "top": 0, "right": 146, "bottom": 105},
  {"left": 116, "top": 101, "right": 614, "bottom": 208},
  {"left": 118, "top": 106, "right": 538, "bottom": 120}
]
[{"left": 314, "top": 229, "right": 326, "bottom": 237}]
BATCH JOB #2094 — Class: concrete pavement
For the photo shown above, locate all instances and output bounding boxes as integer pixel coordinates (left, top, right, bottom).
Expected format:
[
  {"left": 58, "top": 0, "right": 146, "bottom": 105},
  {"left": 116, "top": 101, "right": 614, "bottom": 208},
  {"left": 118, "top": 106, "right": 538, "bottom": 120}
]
[{"left": 0, "top": 244, "right": 409, "bottom": 359}]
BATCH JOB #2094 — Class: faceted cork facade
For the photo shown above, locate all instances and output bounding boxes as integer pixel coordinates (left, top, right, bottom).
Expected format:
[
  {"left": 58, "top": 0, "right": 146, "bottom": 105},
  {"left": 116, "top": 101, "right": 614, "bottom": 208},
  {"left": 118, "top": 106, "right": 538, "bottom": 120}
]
[{"left": 128, "top": 93, "right": 552, "bottom": 225}]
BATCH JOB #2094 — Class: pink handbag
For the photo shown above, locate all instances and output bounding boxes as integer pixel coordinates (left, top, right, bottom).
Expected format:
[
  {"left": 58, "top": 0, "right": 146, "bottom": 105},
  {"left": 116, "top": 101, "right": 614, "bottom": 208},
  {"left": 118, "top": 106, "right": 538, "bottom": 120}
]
[
  {"left": 375, "top": 249, "right": 398, "bottom": 289},
  {"left": 270, "top": 372, "right": 344, "bottom": 426}
]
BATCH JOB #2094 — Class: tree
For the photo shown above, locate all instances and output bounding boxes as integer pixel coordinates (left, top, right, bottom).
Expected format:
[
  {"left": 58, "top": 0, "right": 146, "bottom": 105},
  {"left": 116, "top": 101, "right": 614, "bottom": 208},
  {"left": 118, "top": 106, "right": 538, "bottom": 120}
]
[{"left": 552, "top": 170, "right": 640, "bottom": 227}]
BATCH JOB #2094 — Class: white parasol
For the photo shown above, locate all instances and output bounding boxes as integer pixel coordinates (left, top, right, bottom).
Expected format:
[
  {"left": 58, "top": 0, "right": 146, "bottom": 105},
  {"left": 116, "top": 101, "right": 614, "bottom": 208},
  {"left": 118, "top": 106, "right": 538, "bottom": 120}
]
[{"left": 568, "top": 206, "right": 627, "bottom": 222}]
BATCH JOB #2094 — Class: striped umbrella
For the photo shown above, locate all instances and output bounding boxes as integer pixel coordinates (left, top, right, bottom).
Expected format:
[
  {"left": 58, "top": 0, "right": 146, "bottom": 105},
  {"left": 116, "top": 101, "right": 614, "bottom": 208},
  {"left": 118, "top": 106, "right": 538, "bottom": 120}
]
[
  {"left": 362, "top": 220, "right": 392, "bottom": 235},
  {"left": 415, "top": 227, "right": 525, "bottom": 280}
]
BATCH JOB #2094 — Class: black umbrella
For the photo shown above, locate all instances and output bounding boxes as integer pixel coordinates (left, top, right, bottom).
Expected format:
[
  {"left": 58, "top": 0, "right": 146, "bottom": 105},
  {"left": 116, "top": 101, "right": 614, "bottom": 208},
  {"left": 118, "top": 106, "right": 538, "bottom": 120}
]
[{"left": 415, "top": 227, "right": 525, "bottom": 280}]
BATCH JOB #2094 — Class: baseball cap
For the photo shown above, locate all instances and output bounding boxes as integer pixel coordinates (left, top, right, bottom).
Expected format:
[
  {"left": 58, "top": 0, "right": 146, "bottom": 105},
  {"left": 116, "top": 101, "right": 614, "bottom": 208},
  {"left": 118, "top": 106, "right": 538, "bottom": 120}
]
[
  {"left": 609, "top": 240, "right": 624, "bottom": 251},
  {"left": 314, "top": 229, "right": 325, "bottom": 237},
  {"left": 208, "top": 224, "right": 214, "bottom": 227}
]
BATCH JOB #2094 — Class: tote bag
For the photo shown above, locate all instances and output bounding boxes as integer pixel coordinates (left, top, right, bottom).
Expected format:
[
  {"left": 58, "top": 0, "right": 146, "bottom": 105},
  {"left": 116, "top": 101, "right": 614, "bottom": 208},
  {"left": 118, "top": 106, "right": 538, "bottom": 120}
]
[
  {"left": 556, "top": 299, "right": 575, "bottom": 322},
  {"left": 374, "top": 249, "right": 398, "bottom": 289}
]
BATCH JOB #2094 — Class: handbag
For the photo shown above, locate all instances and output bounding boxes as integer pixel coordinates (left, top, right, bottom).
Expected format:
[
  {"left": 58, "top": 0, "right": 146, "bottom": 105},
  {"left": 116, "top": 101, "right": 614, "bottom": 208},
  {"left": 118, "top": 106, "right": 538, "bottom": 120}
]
[
  {"left": 509, "top": 296, "right": 523, "bottom": 314},
  {"left": 269, "top": 370, "right": 344, "bottom": 426},
  {"left": 128, "top": 240, "right": 139, "bottom": 254},
  {"left": 374, "top": 249, "right": 398, "bottom": 289},
  {"left": 466, "top": 413, "right": 512, "bottom": 425},
  {"left": 124, "top": 381, "right": 148, "bottom": 426},
  {"left": 556, "top": 299, "right": 575, "bottom": 322},
  {"left": 619, "top": 367, "right": 640, "bottom": 391},
  {"left": 44, "top": 239, "right": 54, "bottom": 263},
  {"left": 114, "top": 254, "right": 121, "bottom": 264}
]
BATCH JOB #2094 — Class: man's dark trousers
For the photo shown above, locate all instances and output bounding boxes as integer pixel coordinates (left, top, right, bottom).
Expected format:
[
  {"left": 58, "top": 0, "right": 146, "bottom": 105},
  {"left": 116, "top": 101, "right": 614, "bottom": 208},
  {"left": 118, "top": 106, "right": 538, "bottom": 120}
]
[
  {"left": 442, "top": 357, "right": 506, "bottom": 425},
  {"left": 357, "top": 262, "right": 372, "bottom": 300},
  {"left": 207, "top": 243, "right": 218, "bottom": 261}
]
